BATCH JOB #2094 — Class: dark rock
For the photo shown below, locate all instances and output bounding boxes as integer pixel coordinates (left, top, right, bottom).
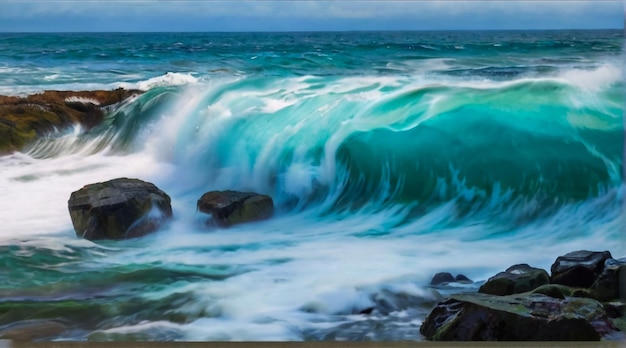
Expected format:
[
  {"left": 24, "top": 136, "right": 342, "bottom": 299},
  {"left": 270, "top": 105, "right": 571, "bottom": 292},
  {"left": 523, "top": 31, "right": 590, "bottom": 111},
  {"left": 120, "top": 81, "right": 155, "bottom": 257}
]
[
  {"left": 420, "top": 292, "right": 617, "bottom": 341},
  {"left": 550, "top": 250, "right": 612, "bottom": 288},
  {"left": 430, "top": 273, "right": 472, "bottom": 286},
  {"left": 478, "top": 264, "right": 549, "bottom": 296},
  {"left": 358, "top": 307, "right": 374, "bottom": 315},
  {"left": 68, "top": 178, "right": 172, "bottom": 240},
  {"left": 455, "top": 274, "right": 472, "bottom": 282},
  {"left": 197, "top": 190, "right": 274, "bottom": 226},
  {"left": 530, "top": 284, "right": 571, "bottom": 299},
  {"left": 588, "top": 258, "right": 626, "bottom": 302},
  {"left": 430, "top": 272, "right": 455, "bottom": 285},
  {"left": 0, "top": 89, "right": 141, "bottom": 154},
  {"left": 604, "top": 302, "right": 625, "bottom": 318},
  {"left": 572, "top": 288, "right": 593, "bottom": 298}
]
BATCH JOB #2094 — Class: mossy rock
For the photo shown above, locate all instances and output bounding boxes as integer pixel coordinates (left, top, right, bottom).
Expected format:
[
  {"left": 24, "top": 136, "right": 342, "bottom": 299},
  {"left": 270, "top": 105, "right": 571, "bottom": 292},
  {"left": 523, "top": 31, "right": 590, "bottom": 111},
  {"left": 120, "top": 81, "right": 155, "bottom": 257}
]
[
  {"left": 478, "top": 264, "right": 549, "bottom": 296},
  {"left": 0, "top": 89, "right": 141, "bottom": 154},
  {"left": 420, "top": 292, "right": 618, "bottom": 341},
  {"left": 530, "top": 284, "right": 574, "bottom": 299},
  {"left": 0, "top": 300, "right": 109, "bottom": 330}
]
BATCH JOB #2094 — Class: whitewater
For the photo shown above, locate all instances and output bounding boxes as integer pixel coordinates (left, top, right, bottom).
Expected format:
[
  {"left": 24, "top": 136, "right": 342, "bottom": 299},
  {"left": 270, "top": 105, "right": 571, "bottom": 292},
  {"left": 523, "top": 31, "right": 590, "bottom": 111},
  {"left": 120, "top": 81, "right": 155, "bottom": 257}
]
[{"left": 0, "top": 30, "right": 623, "bottom": 341}]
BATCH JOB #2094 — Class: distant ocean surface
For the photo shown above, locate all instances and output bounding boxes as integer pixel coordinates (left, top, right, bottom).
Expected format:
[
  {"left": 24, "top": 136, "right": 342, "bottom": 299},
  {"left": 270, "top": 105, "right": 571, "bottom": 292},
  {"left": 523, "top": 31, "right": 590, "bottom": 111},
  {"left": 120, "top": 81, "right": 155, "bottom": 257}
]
[{"left": 0, "top": 30, "right": 623, "bottom": 341}]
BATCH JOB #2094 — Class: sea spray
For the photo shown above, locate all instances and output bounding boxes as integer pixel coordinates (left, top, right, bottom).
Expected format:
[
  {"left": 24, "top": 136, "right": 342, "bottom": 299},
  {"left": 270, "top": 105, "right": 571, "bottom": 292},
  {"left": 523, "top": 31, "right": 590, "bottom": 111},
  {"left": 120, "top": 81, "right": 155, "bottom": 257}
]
[{"left": 0, "top": 30, "right": 622, "bottom": 341}]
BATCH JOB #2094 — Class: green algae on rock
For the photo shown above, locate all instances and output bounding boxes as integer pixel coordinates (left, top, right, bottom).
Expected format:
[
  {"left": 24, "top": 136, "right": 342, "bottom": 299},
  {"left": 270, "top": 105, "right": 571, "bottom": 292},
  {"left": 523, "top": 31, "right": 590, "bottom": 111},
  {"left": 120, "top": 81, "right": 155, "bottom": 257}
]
[
  {"left": 420, "top": 292, "right": 618, "bottom": 341},
  {"left": 478, "top": 264, "right": 550, "bottom": 296},
  {"left": 0, "top": 89, "right": 141, "bottom": 154}
]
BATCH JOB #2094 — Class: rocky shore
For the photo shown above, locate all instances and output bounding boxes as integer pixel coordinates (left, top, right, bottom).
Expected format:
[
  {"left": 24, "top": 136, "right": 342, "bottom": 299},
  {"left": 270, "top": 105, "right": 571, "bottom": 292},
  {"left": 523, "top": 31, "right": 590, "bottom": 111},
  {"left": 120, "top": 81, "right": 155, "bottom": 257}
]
[
  {"left": 0, "top": 88, "right": 141, "bottom": 154},
  {"left": 4, "top": 89, "right": 624, "bottom": 342},
  {"left": 422, "top": 250, "right": 626, "bottom": 341},
  {"left": 65, "top": 176, "right": 626, "bottom": 341},
  {"left": 67, "top": 178, "right": 275, "bottom": 240}
]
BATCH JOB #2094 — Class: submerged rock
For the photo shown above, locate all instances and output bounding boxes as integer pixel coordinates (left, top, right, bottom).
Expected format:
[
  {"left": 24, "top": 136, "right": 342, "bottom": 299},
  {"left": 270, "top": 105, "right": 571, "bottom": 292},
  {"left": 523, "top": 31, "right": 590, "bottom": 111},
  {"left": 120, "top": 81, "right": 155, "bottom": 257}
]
[
  {"left": 550, "top": 250, "right": 612, "bottom": 288},
  {"left": 0, "top": 88, "right": 140, "bottom": 154},
  {"left": 478, "top": 264, "right": 549, "bottom": 296},
  {"left": 0, "top": 319, "right": 70, "bottom": 341},
  {"left": 420, "top": 292, "right": 618, "bottom": 341},
  {"left": 197, "top": 190, "right": 274, "bottom": 226},
  {"left": 68, "top": 178, "right": 172, "bottom": 240}
]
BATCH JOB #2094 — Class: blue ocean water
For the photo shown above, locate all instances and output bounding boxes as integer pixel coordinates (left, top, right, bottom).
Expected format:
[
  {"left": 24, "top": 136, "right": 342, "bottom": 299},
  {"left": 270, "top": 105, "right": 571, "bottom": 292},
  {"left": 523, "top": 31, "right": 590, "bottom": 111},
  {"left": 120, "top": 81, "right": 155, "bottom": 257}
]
[{"left": 0, "top": 30, "right": 623, "bottom": 341}]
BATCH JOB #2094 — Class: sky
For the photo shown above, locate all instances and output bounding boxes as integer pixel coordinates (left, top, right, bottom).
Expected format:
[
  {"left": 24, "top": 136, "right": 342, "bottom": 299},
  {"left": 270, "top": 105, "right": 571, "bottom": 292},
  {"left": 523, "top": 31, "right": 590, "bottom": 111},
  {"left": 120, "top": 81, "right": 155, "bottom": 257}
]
[{"left": 0, "top": 1, "right": 622, "bottom": 32}]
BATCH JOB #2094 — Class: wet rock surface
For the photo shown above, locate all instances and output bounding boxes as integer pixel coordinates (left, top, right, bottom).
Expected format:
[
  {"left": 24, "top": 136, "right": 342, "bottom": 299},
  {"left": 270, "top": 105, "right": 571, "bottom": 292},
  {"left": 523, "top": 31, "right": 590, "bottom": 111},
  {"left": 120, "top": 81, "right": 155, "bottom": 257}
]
[
  {"left": 478, "top": 264, "right": 550, "bottom": 296},
  {"left": 422, "top": 250, "right": 626, "bottom": 341},
  {"left": 550, "top": 250, "right": 612, "bottom": 288},
  {"left": 68, "top": 177, "right": 172, "bottom": 240},
  {"left": 197, "top": 190, "right": 274, "bottom": 226},
  {"left": 0, "top": 89, "right": 140, "bottom": 154},
  {"left": 420, "top": 293, "right": 614, "bottom": 341}
]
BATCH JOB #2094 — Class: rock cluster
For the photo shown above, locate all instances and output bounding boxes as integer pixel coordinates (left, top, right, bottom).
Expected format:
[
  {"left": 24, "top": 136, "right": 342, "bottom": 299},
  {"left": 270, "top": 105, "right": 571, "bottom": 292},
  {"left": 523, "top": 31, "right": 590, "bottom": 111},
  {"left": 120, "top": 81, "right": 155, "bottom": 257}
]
[
  {"left": 421, "top": 250, "right": 626, "bottom": 341},
  {"left": 68, "top": 179, "right": 275, "bottom": 241}
]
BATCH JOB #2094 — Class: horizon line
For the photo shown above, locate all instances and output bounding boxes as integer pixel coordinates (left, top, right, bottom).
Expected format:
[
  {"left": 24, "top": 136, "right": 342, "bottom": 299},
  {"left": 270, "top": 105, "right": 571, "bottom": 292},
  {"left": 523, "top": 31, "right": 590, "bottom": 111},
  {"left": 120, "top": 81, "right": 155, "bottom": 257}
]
[{"left": 0, "top": 28, "right": 622, "bottom": 34}]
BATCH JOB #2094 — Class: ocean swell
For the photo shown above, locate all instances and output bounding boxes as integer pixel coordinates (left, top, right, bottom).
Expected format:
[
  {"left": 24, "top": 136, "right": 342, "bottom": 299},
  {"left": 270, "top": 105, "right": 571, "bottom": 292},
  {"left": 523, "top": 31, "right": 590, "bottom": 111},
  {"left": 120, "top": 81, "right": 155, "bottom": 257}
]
[{"left": 23, "top": 66, "right": 623, "bottom": 227}]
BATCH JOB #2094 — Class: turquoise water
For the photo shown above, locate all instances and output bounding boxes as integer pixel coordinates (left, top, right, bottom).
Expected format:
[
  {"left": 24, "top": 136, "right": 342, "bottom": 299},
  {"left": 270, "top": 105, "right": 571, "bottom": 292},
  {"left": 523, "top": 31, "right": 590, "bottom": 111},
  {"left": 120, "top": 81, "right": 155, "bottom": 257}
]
[{"left": 0, "top": 30, "right": 623, "bottom": 341}]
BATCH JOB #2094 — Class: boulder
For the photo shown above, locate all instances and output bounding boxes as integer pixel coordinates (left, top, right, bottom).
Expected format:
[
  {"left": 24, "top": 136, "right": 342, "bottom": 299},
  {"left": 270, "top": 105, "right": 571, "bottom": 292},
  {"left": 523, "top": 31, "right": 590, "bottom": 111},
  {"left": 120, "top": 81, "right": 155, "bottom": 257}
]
[
  {"left": 430, "top": 272, "right": 455, "bottom": 285},
  {"left": 0, "top": 88, "right": 140, "bottom": 154},
  {"left": 420, "top": 292, "right": 619, "bottom": 341},
  {"left": 478, "top": 264, "right": 549, "bottom": 296},
  {"left": 197, "top": 190, "right": 274, "bottom": 226},
  {"left": 456, "top": 274, "right": 472, "bottom": 282},
  {"left": 589, "top": 258, "right": 626, "bottom": 302},
  {"left": 68, "top": 178, "right": 172, "bottom": 240},
  {"left": 529, "top": 284, "right": 573, "bottom": 299},
  {"left": 550, "top": 250, "right": 612, "bottom": 288}
]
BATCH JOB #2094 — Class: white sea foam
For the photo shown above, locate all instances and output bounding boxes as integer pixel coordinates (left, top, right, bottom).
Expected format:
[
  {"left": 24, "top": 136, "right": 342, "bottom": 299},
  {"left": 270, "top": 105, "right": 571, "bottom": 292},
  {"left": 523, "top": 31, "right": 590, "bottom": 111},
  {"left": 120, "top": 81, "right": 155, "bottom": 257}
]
[
  {"left": 119, "top": 72, "right": 199, "bottom": 91},
  {"left": 558, "top": 63, "right": 622, "bottom": 91},
  {"left": 1, "top": 68, "right": 623, "bottom": 341},
  {"left": 64, "top": 96, "right": 101, "bottom": 105},
  {"left": 0, "top": 151, "right": 163, "bottom": 238}
]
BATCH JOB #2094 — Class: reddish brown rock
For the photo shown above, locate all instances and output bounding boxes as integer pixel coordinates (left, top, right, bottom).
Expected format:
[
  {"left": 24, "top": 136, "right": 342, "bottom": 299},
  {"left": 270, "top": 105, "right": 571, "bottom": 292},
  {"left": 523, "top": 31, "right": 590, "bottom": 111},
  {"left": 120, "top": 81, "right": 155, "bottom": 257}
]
[{"left": 0, "top": 88, "right": 141, "bottom": 154}]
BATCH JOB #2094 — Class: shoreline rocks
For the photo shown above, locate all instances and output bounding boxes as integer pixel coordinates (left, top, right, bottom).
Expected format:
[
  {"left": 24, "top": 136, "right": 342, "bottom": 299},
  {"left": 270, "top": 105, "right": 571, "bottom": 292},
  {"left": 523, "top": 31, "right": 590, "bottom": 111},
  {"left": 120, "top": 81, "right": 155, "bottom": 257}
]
[
  {"left": 67, "top": 179, "right": 276, "bottom": 240},
  {"left": 422, "top": 250, "right": 626, "bottom": 341},
  {"left": 197, "top": 190, "right": 274, "bottom": 227},
  {"left": 551, "top": 250, "right": 612, "bottom": 288},
  {"left": 430, "top": 272, "right": 472, "bottom": 286},
  {"left": 68, "top": 178, "right": 172, "bottom": 240},
  {"left": 478, "top": 264, "right": 550, "bottom": 296},
  {"left": 0, "top": 88, "right": 141, "bottom": 154},
  {"left": 420, "top": 292, "right": 613, "bottom": 341}
]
